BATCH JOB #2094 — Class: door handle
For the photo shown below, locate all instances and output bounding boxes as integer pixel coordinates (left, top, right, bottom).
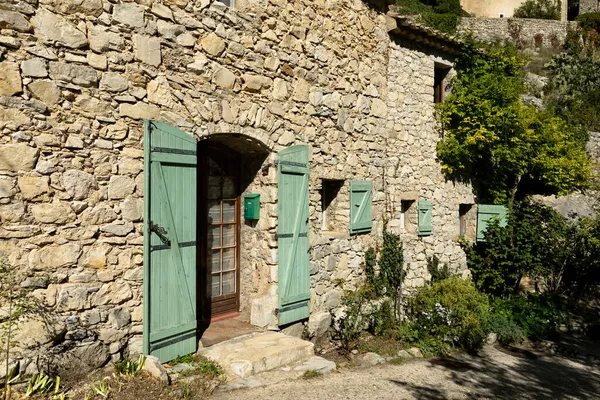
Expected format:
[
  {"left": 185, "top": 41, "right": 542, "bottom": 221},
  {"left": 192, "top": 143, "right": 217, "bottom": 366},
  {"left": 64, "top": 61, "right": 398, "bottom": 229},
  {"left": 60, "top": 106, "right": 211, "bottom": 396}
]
[{"left": 149, "top": 221, "right": 171, "bottom": 247}]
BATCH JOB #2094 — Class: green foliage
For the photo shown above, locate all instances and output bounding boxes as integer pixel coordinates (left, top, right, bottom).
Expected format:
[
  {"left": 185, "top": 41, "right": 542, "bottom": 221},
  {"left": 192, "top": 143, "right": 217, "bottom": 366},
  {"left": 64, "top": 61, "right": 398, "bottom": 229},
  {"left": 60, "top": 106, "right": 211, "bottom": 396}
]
[
  {"left": 406, "top": 277, "right": 491, "bottom": 353},
  {"left": 369, "top": 299, "right": 396, "bottom": 337},
  {"left": 363, "top": 247, "right": 378, "bottom": 295},
  {"left": 90, "top": 379, "right": 111, "bottom": 399},
  {"left": 302, "top": 370, "right": 323, "bottom": 379},
  {"left": 491, "top": 294, "right": 568, "bottom": 340},
  {"left": 437, "top": 39, "right": 590, "bottom": 204},
  {"left": 465, "top": 201, "right": 600, "bottom": 298},
  {"left": 395, "top": 0, "right": 465, "bottom": 34},
  {"left": 195, "top": 358, "right": 223, "bottom": 379},
  {"left": 1, "top": 257, "right": 48, "bottom": 400},
  {"left": 113, "top": 355, "right": 146, "bottom": 377},
  {"left": 336, "top": 286, "right": 372, "bottom": 351},
  {"left": 545, "top": 53, "right": 600, "bottom": 132},
  {"left": 25, "top": 373, "right": 61, "bottom": 398},
  {"left": 378, "top": 230, "right": 406, "bottom": 317},
  {"left": 427, "top": 255, "right": 452, "bottom": 284},
  {"left": 488, "top": 313, "right": 525, "bottom": 345},
  {"left": 576, "top": 12, "right": 600, "bottom": 33},
  {"left": 513, "top": 0, "right": 561, "bottom": 20}
]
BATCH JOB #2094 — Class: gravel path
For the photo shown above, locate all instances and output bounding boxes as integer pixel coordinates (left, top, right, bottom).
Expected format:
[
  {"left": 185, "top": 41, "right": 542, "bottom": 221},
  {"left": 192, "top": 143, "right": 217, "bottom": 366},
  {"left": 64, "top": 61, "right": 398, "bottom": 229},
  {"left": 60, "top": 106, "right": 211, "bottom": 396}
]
[{"left": 212, "top": 345, "right": 600, "bottom": 399}]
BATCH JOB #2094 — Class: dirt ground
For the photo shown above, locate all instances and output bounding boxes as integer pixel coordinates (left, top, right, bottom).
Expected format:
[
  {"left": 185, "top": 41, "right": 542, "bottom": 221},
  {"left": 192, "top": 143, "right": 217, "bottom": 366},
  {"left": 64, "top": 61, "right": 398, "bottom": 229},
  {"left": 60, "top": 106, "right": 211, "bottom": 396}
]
[{"left": 212, "top": 345, "right": 600, "bottom": 400}]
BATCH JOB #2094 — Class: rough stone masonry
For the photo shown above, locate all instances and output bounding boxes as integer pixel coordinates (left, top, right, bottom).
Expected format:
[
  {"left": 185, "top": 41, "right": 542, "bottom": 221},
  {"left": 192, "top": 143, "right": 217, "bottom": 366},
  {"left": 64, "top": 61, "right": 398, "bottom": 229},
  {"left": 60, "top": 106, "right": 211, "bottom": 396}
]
[{"left": 0, "top": 0, "right": 475, "bottom": 376}]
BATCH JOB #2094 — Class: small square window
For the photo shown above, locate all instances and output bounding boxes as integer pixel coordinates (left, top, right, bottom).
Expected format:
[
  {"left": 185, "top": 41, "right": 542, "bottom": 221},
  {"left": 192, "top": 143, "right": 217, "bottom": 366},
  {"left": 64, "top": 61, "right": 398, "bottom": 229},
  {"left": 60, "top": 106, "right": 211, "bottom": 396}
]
[
  {"left": 459, "top": 203, "right": 476, "bottom": 240},
  {"left": 216, "top": 0, "right": 235, "bottom": 7},
  {"left": 321, "top": 179, "right": 345, "bottom": 232},
  {"left": 434, "top": 65, "right": 450, "bottom": 104},
  {"left": 400, "top": 200, "right": 417, "bottom": 234}
]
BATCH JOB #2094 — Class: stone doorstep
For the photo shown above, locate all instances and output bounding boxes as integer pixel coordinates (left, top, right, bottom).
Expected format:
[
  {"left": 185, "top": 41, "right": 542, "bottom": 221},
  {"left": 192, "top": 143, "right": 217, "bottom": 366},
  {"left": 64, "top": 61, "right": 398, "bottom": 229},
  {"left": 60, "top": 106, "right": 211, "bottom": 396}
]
[
  {"left": 198, "top": 331, "right": 315, "bottom": 379},
  {"left": 218, "top": 356, "right": 336, "bottom": 392}
]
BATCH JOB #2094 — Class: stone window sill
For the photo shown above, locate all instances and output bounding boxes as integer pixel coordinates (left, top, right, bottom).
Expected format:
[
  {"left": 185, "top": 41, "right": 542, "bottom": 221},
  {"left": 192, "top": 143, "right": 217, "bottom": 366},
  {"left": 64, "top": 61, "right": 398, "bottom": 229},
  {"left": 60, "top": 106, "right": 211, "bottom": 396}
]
[{"left": 320, "top": 231, "right": 347, "bottom": 239}]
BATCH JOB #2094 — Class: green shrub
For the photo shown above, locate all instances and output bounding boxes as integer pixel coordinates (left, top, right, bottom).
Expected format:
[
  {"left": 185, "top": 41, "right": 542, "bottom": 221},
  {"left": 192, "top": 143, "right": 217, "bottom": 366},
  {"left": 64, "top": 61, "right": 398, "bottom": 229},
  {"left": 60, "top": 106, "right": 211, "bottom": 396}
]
[
  {"left": 464, "top": 202, "right": 574, "bottom": 298},
  {"left": 492, "top": 293, "right": 568, "bottom": 340},
  {"left": 427, "top": 255, "right": 452, "bottom": 284},
  {"left": 395, "top": 0, "right": 464, "bottom": 34},
  {"left": 369, "top": 299, "right": 396, "bottom": 337},
  {"left": 488, "top": 313, "right": 525, "bottom": 345},
  {"left": 513, "top": 0, "right": 561, "bottom": 20},
  {"left": 576, "top": 12, "right": 600, "bottom": 33},
  {"left": 406, "top": 277, "right": 490, "bottom": 353}
]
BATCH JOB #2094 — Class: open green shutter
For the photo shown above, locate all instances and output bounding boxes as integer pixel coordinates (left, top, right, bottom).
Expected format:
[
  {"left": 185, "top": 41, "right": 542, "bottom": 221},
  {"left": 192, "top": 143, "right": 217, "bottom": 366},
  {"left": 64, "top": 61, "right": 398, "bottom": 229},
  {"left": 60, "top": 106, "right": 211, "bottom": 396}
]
[
  {"left": 277, "top": 145, "right": 311, "bottom": 326},
  {"left": 349, "top": 180, "right": 373, "bottom": 234},
  {"left": 143, "top": 120, "right": 198, "bottom": 363},
  {"left": 476, "top": 204, "right": 508, "bottom": 241},
  {"left": 418, "top": 200, "right": 433, "bottom": 236}
]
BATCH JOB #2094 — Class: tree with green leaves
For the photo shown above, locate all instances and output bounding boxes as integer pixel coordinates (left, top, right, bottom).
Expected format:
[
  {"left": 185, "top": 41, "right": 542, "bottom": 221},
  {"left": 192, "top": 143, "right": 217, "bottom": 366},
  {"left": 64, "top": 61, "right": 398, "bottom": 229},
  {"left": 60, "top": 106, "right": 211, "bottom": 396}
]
[
  {"left": 395, "top": 0, "right": 465, "bottom": 34},
  {"left": 513, "top": 0, "right": 562, "bottom": 20},
  {"left": 436, "top": 39, "right": 590, "bottom": 205}
]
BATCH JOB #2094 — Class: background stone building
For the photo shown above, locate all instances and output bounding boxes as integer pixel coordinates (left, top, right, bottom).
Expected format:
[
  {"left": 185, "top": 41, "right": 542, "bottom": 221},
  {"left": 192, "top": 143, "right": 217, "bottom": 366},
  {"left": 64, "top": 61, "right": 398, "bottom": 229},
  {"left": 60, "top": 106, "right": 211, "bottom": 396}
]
[
  {"left": 461, "top": 0, "right": 568, "bottom": 20},
  {"left": 0, "top": 0, "right": 475, "bottom": 374}
]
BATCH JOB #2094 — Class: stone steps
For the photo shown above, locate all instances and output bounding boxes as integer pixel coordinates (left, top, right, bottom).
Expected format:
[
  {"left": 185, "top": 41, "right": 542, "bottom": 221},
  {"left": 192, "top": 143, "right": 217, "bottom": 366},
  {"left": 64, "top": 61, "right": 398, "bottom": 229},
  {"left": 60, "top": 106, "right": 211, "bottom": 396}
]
[{"left": 198, "top": 331, "right": 315, "bottom": 379}]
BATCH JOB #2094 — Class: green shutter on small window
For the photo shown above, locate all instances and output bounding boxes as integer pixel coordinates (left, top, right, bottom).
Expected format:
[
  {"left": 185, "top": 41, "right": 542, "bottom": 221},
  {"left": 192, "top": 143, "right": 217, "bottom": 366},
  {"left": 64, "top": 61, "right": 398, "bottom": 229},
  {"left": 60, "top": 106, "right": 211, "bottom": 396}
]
[
  {"left": 418, "top": 200, "right": 433, "bottom": 236},
  {"left": 476, "top": 204, "right": 508, "bottom": 241},
  {"left": 349, "top": 180, "right": 372, "bottom": 234}
]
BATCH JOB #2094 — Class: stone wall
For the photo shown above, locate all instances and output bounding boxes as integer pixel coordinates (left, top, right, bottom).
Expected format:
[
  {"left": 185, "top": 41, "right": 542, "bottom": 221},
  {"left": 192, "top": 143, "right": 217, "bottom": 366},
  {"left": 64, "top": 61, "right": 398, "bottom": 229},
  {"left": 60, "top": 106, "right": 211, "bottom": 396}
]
[
  {"left": 0, "top": 0, "right": 473, "bottom": 376},
  {"left": 458, "top": 17, "right": 578, "bottom": 49}
]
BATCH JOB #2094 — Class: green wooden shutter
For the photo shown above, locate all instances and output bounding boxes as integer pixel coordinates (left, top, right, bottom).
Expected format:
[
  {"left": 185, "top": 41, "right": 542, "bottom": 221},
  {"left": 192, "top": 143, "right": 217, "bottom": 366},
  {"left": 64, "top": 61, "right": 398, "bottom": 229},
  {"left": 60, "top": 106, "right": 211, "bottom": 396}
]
[
  {"left": 277, "top": 145, "right": 311, "bottom": 326},
  {"left": 476, "top": 204, "right": 508, "bottom": 241},
  {"left": 143, "top": 120, "right": 198, "bottom": 363},
  {"left": 349, "top": 180, "right": 373, "bottom": 234},
  {"left": 418, "top": 200, "right": 433, "bottom": 236}
]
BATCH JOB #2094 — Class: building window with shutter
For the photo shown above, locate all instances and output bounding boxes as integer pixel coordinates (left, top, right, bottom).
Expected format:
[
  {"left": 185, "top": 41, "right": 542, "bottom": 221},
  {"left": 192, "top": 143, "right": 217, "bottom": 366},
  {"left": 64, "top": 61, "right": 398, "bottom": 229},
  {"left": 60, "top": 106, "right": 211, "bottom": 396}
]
[
  {"left": 417, "top": 199, "right": 433, "bottom": 236},
  {"left": 321, "top": 179, "right": 345, "bottom": 233},
  {"left": 476, "top": 204, "right": 508, "bottom": 241},
  {"left": 434, "top": 65, "right": 450, "bottom": 104},
  {"left": 400, "top": 199, "right": 417, "bottom": 234},
  {"left": 459, "top": 203, "right": 476, "bottom": 241},
  {"left": 349, "top": 180, "right": 373, "bottom": 234},
  {"left": 216, "top": 0, "right": 235, "bottom": 7}
]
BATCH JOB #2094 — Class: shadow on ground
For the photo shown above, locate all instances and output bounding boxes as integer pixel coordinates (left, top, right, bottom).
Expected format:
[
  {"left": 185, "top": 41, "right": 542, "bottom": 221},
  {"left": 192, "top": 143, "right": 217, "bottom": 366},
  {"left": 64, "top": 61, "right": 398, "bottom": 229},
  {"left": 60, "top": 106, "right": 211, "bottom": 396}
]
[{"left": 390, "top": 345, "right": 600, "bottom": 400}]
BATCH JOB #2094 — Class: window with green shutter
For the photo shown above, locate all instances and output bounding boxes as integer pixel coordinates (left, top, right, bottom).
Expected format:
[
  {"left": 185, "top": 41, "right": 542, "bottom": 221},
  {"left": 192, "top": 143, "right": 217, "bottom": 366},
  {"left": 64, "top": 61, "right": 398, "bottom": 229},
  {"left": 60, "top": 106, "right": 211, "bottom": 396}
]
[
  {"left": 476, "top": 204, "right": 508, "bottom": 241},
  {"left": 418, "top": 200, "right": 433, "bottom": 236},
  {"left": 349, "top": 180, "right": 372, "bottom": 234}
]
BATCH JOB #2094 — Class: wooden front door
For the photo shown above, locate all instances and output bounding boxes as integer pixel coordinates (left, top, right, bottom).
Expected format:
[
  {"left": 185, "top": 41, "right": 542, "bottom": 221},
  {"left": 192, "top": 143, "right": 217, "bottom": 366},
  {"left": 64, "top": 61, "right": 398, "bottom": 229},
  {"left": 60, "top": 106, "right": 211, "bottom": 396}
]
[{"left": 200, "top": 143, "right": 240, "bottom": 317}]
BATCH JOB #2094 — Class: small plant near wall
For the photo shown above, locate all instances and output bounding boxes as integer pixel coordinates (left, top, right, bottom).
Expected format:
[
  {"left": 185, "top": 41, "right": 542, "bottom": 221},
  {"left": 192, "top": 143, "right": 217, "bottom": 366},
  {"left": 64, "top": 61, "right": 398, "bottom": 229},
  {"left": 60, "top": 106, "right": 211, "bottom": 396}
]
[{"left": 0, "top": 257, "right": 50, "bottom": 400}]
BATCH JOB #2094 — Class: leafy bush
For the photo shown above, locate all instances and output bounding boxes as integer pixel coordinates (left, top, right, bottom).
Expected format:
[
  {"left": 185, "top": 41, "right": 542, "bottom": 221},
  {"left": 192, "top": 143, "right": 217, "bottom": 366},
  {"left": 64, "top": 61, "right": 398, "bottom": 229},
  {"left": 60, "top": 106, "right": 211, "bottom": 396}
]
[
  {"left": 437, "top": 39, "right": 590, "bottom": 204},
  {"left": 406, "top": 277, "right": 491, "bottom": 353},
  {"left": 427, "top": 255, "right": 452, "bottom": 284},
  {"left": 488, "top": 313, "right": 525, "bottom": 344},
  {"left": 378, "top": 230, "right": 406, "bottom": 318},
  {"left": 395, "top": 0, "right": 465, "bottom": 34},
  {"left": 576, "top": 12, "right": 600, "bottom": 33},
  {"left": 465, "top": 201, "right": 600, "bottom": 298},
  {"left": 513, "top": 0, "right": 561, "bottom": 20},
  {"left": 464, "top": 202, "right": 570, "bottom": 297},
  {"left": 492, "top": 294, "right": 568, "bottom": 340},
  {"left": 335, "top": 287, "right": 371, "bottom": 351}
]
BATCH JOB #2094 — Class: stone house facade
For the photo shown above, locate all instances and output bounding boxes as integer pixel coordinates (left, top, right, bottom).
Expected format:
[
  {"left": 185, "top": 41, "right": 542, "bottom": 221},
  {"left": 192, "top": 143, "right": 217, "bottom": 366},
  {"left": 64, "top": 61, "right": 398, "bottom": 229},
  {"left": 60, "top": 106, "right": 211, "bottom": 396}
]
[
  {"left": 461, "top": 0, "right": 568, "bottom": 20},
  {"left": 0, "top": 0, "right": 475, "bottom": 374}
]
